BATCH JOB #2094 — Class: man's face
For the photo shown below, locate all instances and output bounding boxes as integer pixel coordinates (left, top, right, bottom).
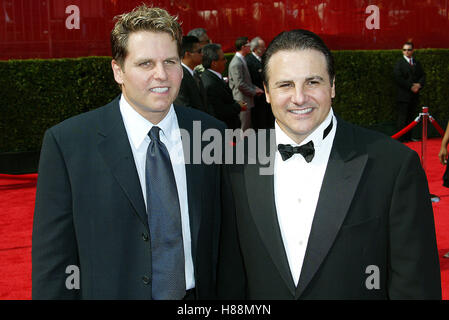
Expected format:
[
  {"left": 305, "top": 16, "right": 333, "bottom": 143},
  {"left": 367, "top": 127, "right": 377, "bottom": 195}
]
[
  {"left": 212, "top": 49, "right": 227, "bottom": 74},
  {"left": 255, "top": 40, "right": 266, "bottom": 57},
  {"left": 264, "top": 49, "right": 335, "bottom": 144},
  {"left": 403, "top": 44, "right": 414, "bottom": 58},
  {"left": 112, "top": 31, "right": 183, "bottom": 124},
  {"left": 242, "top": 41, "right": 251, "bottom": 56},
  {"left": 190, "top": 42, "right": 203, "bottom": 67}
]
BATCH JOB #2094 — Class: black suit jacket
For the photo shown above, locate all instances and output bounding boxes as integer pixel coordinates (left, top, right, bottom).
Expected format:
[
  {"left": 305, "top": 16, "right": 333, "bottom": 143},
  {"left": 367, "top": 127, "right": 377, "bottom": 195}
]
[
  {"left": 393, "top": 57, "right": 425, "bottom": 102},
  {"left": 32, "top": 96, "right": 226, "bottom": 299},
  {"left": 218, "top": 117, "right": 441, "bottom": 299},
  {"left": 201, "top": 69, "right": 241, "bottom": 130},
  {"left": 175, "top": 66, "right": 209, "bottom": 114}
]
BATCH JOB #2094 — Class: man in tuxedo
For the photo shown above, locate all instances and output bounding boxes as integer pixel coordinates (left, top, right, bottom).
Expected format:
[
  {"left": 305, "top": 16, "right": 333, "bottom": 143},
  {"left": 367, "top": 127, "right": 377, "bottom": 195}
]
[
  {"left": 174, "top": 35, "right": 211, "bottom": 115},
  {"left": 201, "top": 43, "right": 244, "bottom": 130},
  {"left": 228, "top": 37, "right": 264, "bottom": 132},
  {"left": 218, "top": 29, "right": 441, "bottom": 299},
  {"left": 393, "top": 41, "right": 426, "bottom": 142},
  {"left": 32, "top": 5, "right": 226, "bottom": 300},
  {"left": 245, "top": 37, "right": 274, "bottom": 129}
]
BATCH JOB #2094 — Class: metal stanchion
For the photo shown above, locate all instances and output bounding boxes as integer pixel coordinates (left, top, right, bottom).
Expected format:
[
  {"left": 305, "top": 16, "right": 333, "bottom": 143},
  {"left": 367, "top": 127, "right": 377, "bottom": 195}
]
[{"left": 420, "top": 107, "right": 440, "bottom": 202}]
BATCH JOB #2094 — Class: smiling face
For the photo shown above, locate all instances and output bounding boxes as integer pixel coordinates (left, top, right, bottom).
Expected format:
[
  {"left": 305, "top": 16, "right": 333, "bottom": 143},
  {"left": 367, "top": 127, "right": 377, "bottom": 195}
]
[
  {"left": 112, "top": 31, "right": 183, "bottom": 124},
  {"left": 264, "top": 49, "right": 335, "bottom": 144}
]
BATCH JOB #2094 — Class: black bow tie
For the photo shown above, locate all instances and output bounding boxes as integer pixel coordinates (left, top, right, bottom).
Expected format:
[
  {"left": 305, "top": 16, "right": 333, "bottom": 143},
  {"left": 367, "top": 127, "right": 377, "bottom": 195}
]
[{"left": 278, "top": 140, "right": 315, "bottom": 162}]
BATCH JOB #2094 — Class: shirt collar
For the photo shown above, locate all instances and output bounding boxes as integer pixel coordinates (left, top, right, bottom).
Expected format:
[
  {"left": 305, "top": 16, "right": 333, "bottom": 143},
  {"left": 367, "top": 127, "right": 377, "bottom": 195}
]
[
  {"left": 252, "top": 52, "right": 262, "bottom": 62},
  {"left": 208, "top": 68, "right": 223, "bottom": 79},
  {"left": 275, "top": 108, "right": 335, "bottom": 148},
  {"left": 181, "top": 62, "right": 195, "bottom": 76},
  {"left": 119, "top": 94, "right": 178, "bottom": 149},
  {"left": 403, "top": 55, "right": 413, "bottom": 63}
]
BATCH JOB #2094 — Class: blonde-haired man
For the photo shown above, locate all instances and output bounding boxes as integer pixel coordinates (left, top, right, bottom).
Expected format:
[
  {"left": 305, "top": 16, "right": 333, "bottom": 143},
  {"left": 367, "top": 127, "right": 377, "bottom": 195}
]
[{"left": 32, "top": 5, "right": 226, "bottom": 300}]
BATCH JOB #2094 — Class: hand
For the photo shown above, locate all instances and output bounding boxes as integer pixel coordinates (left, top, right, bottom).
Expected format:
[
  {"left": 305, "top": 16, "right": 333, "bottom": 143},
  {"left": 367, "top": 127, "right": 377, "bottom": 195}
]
[
  {"left": 439, "top": 145, "right": 448, "bottom": 165},
  {"left": 238, "top": 101, "right": 248, "bottom": 111},
  {"left": 255, "top": 87, "right": 264, "bottom": 96},
  {"left": 411, "top": 83, "right": 421, "bottom": 93}
]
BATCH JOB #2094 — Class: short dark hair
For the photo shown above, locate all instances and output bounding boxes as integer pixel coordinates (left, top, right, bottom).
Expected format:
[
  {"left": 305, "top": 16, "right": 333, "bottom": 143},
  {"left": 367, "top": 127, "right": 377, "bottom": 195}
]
[
  {"left": 262, "top": 29, "right": 335, "bottom": 88},
  {"left": 403, "top": 41, "right": 414, "bottom": 49},
  {"left": 235, "top": 37, "right": 249, "bottom": 51},
  {"left": 202, "top": 43, "right": 221, "bottom": 69},
  {"left": 181, "top": 35, "right": 200, "bottom": 58}
]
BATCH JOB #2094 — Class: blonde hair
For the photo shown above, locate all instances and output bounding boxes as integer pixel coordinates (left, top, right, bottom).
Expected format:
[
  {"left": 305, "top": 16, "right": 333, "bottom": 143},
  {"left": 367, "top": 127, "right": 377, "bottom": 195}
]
[{"left": 111, "top": 4, "right": 183, "bottom": 66}]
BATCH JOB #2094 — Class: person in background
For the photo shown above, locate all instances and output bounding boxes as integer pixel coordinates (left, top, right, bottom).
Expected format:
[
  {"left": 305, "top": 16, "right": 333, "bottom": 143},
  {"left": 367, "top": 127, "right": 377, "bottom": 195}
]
[
  {"left": 393, "top": 41, "right": 425, "bottom": 142},
  {"left": 228, "top": 36, "right": 264, "bottom": 133},
  {"left": 174, "top": 35, "right": 209, "bottom": 114},
  {"left": 187, "top": 28, "right": 211, "bottom": 75},
  {"left": 245, "top": 36, "right": 274, "bottom": 129},
  {"left": 201, "top": 43, "right": 244, "bottom": 130}
]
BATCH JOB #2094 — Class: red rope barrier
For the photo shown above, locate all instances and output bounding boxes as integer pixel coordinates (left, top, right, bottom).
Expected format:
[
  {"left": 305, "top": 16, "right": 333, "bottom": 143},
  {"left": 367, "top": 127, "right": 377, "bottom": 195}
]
[
  {"left": 429, "top": 116, "right": 445, "bottom": 136},
  {"left": 391, "top": 118, "right": 420, "bottom": 139}
]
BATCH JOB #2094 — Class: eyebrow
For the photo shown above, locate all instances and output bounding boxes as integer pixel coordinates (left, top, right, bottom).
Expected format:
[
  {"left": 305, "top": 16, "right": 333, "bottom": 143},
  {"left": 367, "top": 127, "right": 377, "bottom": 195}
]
[
  {"left": 273, "top": 75, "right": 325, "bottom": 86},
  {"left": 134, "top": 56, "right": 180, "bottom": 65}
]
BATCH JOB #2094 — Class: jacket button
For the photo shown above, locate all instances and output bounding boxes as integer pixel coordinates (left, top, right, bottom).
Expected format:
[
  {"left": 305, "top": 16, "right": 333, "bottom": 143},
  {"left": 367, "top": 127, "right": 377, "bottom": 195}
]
[
  {"left": 142, "top": 233, "right": 149, "bottom": 241},
  {"left": 142, "top": 276, "right": 151, "bottom": 285}
]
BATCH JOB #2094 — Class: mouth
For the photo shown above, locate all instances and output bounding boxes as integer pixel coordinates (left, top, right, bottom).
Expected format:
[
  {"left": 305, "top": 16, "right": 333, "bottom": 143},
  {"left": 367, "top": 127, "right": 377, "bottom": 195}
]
[
  {"left": 289, "top": 107, "right": 313, "bottom": 115},
  {"left": 149, "top": 87, "right": 169, "bottom": 94}
]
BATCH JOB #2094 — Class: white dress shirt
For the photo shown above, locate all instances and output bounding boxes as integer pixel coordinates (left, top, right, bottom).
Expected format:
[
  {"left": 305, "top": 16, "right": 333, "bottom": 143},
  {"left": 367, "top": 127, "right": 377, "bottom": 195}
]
[
  {"left": 119, "top": 95, "right": 195, "bottom": 290},
  {"left": 403, "top": 55, "right": 413, "bottom": 65},
  {"left": 274, "top": 108, "right": 337, "bottom": 286},
  {"left": 181, "top": 62, "right": 195, "bottom": 77},
  {"left": 208, "top": 68, "right": 223, "bottom": 80}
]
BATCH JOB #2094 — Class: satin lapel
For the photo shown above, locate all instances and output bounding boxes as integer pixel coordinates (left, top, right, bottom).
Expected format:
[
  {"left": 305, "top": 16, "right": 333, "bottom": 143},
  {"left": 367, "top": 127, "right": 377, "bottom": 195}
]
[
  {"left": 97, "top": 97, "right": 148, "bottom": 227},
  {"left": 296, "top": 119, "right": 368, "bottom": 298},
  {"left": 174, "top": 106, "right": 203, "bottom": 266},
  {"left": 244, "top": 133, "right": 296, "bottom": 295}
]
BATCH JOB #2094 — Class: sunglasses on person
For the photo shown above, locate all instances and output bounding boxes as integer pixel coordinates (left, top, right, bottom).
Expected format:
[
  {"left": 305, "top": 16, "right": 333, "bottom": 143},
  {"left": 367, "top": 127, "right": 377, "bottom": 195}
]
[
  {"left": 190, "top": 48, "right": 202, "bottom": 54},
  {"left": 402, "top": 48, "right": 413, "bottom": 52}
]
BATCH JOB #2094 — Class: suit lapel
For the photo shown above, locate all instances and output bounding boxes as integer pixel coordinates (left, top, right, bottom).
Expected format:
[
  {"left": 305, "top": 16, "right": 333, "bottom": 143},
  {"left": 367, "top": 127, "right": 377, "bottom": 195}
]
[
  {"left": 174, "top": 106, "right": 203, "bottom": 266},
  {"left": 296, "top": 118, "right": 368, "bottom": 298},
  {"left": 97, "top": 97, "right": 148, "bottom": 227},
  {"left": 244, "top": 133, "right": 296, "bottom": 295}
]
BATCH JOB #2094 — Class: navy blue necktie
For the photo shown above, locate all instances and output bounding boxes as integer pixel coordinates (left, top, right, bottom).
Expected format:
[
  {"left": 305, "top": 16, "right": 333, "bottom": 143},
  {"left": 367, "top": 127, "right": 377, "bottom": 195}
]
[{"left": 145, "top": 126, "right": 186, "bottom": 300}]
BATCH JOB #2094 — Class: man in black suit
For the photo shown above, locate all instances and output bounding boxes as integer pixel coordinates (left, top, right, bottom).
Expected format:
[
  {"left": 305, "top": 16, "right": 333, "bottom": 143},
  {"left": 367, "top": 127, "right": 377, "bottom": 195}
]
[
  {"left": 201, "top": 43, "right": 243, "bottom": 130},
  {"left": 393, "top": 41, "right": 425, "bottom": 141},
  {"left": 32, "top": 5, "right": 225, "bottom": 300},
  {"left": 245, "top": 37, "right": 274, "bottom": 129},
  {"left": 218, "top": 30, "right": 441, "bottom": 299},
  {"left": 174, "top": 36, "right": 211, "bottom": 115}
]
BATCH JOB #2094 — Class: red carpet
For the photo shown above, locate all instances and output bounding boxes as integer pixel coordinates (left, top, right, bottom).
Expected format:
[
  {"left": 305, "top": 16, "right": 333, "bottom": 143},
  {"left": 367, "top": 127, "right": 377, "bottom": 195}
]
[{"left": 1, "top": 138, "right": 449, "bottom": 300}]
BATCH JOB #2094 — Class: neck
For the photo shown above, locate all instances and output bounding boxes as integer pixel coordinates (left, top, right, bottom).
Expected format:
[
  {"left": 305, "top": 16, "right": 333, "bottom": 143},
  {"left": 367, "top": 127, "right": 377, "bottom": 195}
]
[{"left": 182, "top": 60, "right": 195, "bottom": 71}]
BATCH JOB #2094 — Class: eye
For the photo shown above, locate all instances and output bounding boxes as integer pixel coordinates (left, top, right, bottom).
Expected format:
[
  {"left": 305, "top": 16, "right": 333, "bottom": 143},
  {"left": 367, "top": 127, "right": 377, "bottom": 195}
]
[
  {"left": 278, "top": 82, "right": 293, "bottom": 88},
  {"left": 164, "top": 59, "right": 178, "bottom": 65},
  {"left": 139, "top": 61, "right": 152, "bottom": 67}
]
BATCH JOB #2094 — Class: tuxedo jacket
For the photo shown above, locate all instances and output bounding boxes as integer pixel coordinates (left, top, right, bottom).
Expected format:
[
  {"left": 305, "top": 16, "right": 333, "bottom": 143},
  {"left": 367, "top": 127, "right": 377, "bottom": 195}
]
[
  {"left": 228, "top": 55, "right": 257, "bottom": 108},
  {"left": 218, "top": 117, "right": 441, "bottom": 299},
  {"left": 201, "top": 69, "right": 241, "bottom": 130},
  {"left": 32, "top": 96, "right": 226, "bottom": 299},
  {"left": 393, "top": 57, "right": 425, "bottom": 103},
  {"left": 174, "top": 66, "right": 209, "bottom": 114}
]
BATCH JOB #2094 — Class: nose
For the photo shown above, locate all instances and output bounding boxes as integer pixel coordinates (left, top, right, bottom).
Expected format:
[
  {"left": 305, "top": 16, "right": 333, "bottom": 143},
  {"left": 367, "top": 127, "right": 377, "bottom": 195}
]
[
  {"left": 291, "top": 85, "right": 306, "bottom": 106},
  {"left": 153, "top": 62, "right": 168, "bottom": 81}
]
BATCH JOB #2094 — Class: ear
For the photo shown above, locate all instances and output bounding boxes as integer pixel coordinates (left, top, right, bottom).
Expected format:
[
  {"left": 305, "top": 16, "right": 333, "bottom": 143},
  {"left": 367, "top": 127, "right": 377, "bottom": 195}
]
[
  {"left": 263, "top": 82, "right": 271, "bottom": 104},
  {"left": 111, "top": 60, "right": 124, "bottom": 85},
  {"left": 331, "top": 77, "right": 336, "bottom": 99}
]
